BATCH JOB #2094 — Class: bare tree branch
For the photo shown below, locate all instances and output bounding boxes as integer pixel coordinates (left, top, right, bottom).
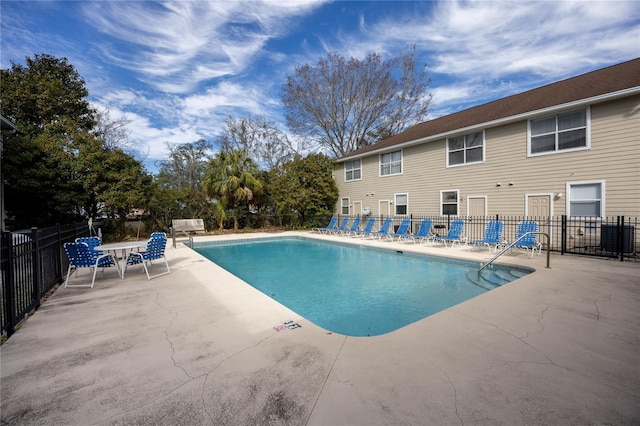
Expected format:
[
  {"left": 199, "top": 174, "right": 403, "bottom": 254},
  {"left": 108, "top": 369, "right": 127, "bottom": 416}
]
[
  {"left": 282, "top": 45, "right": 433, "bottom": 157},
  {"left": 92, "top": 106, "right": 132, "bottom": 151},
  {"left": 217, "top": 115, "right": 311, "bottom": 170}
]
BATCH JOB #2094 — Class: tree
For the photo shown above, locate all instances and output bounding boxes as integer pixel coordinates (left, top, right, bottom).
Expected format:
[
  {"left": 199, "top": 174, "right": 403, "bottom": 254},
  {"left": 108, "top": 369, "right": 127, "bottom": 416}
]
[
  {"left": 202, "top": 150, "right": 264, "bottom": 231},
  {"left": 149, "top": 139, "right": 221, "bottom": 232},
  {"left": 156, "top": 139, "right": 212, "bottom": 192},
  {"left": 268, "top": 153, "right": 338, "bottom": 227},
  {"left": 0, "top": 53, "right": 151, "bottom": 229},
  {"left": 1, "top": 54, "right": 97, "bottom": 228},
  {"left": 0, "top": 54, "right": 96, "bottom": 132},
  {"left": 217, "top": 115, "right": 307, "bottom": 170},
  {"left": 92, "top": 106, "right": 132, "bottom": 151},
  {"left": 282, "top": 46, "right": 432, "bottom": 157}
]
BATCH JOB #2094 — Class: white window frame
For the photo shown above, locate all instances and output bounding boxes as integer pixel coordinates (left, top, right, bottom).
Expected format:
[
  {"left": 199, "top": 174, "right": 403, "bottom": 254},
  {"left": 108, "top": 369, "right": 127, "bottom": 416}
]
[
  {"left": 394, "top": 193, "right": 408, "bottom": 216},
  {"left": 379, "top": 150, "right": 402, "bottom": 177},
  {"left": 440, "top": 189, "right": 459, "bottom": 216},
  {"left": 341, "top": 197, "right": 350, "bottom": 215},
  {"left": 446, "top": 131, "right": 485, "bottom": 167},
  {"left": 566, "top": 180, "right": 605, "bottom": 218},
  {"left": 344, "top": 159, "right": 362, "bottom": 182},
  {"left": 528, "top": 107, "right": 590, "bottom": 157}
]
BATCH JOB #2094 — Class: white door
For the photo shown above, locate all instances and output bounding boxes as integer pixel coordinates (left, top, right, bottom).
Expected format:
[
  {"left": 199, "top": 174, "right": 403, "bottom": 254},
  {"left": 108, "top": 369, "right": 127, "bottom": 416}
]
[
  {"left": 379, "top": 200, "right": 391, "bottom": 217},
  {"left": 526, "top": 194, "right": 553, "bottom": 248},
  {"left": 468, "top": 196, "right": 487, "bottom": 217},
  {"left": 467, "top": 196, "right": 487, "bottom": 241},
  {"left": 353, "top": 201, "right": 362, "bottom": 216}
]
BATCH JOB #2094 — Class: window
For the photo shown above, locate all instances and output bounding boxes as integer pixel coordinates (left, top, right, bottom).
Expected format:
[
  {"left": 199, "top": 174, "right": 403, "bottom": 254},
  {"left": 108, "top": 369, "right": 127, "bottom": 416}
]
[
  {"left": 380, "top": 150, "right": 402, "bottom": 176},
  {"left": 344, "top": 159, "right": 361, "bottom": 181},
  {"left": 529, "top": 108, "right": 589, "bottom": 155},
  {"left": 394, "top": 193, "right": 408, "bottom": 215},
  {"left": 341, "top": 198, "right": 350, "bottom": 215},
  {"left": 440, "top": 190, "right": 459, "bottom": 216},
  {"left": 447, "top": 131, "right": 484, "bottom": 166},
  {"left": 567, "top": 181, "right": 604, "bottom": 217}
]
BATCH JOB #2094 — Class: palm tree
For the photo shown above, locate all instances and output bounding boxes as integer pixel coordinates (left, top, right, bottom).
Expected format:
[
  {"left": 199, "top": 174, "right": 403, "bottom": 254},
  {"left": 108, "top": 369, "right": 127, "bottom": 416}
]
[{"left": 202, "top": 150, "right": 264, "bottom": 231}]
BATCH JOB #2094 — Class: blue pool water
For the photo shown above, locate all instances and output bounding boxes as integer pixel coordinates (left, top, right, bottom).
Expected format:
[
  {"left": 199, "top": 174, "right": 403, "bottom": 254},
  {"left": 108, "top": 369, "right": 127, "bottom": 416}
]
[{"left": 194, "top": 237, "right": 531, "bottom": 337}]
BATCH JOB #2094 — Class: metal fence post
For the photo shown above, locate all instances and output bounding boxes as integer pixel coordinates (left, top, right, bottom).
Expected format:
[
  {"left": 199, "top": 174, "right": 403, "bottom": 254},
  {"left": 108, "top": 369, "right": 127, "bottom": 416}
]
[
  {"left": 561, "top": 215, "right": 567, "bottom": 255},
  {"left": 57, "top": 224, "right": 64, "bottom": 281},
  {"left": 1, "top": 231, "right": 16, "bottom": 337},
  {"left": 617, "top": 216, "right": 624, "bottom": 262},
  {"left": 30, "top": 227, "right": 41, "bottom": 310}
]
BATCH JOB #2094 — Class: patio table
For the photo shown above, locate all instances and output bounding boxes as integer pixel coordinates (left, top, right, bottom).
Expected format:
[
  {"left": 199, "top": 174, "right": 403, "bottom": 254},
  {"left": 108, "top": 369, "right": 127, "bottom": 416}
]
[{"left": 95, "top": 241, "right": 147, "bottom": 279}]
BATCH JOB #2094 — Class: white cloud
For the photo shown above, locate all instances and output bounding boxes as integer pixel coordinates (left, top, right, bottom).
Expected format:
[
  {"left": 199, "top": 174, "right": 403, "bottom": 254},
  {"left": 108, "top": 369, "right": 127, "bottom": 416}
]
[
  {"left": 326, "top": 0, "right": 639, "bottom": 114},
  {"left": 81, "top": 0, "right": 327, "bottom": 94},
  {"left": 416, "top": 1, "right": 637, "bottom": 79}
]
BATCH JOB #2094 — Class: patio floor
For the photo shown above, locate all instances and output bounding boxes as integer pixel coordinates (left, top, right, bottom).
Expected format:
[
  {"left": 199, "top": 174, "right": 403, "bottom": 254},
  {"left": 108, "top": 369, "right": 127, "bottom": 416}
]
[{"left": 1, "top": 231, "right": 639, "bottom": 425}]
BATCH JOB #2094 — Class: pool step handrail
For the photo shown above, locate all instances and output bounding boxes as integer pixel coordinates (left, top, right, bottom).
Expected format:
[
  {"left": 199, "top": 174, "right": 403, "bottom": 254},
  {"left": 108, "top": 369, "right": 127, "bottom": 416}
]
[{"left": 478, "top": 231, "right": 550, "bottom": 273}]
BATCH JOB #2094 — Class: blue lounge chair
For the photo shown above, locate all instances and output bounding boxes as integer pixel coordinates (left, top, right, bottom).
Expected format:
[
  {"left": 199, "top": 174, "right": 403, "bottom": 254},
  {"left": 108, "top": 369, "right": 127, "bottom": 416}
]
[
  {"left": 64, "top": 241, "right": 120, "bottom": 288},
  {"left": 339, "top": 216, "right": 362, "bottom": 236},
  {"left": 330, "top": 217, "right": 350, "bottom": 234},
  {"left": 353, "top": 217, "right": 376, "bottom": 238},
  {"left": 313, "top": 216, "right": 338, "bottom": 234},
  {"left": 506, "top": 221, "right": 541, "bottom": 257},
  {"left": 385, "top": 218, "right": 411, "bottom": 241},
  {"left": 366, "top": 217, "right": 393, "bottom": 239},
  {"left": 468, "top": 220, "right": 504, "bottom": 253},
  {"left": 76, "top": 236, "right": 102, "bottom": 255},
  {"left": 125, "top": 237, "right": 171, "bottom": 280},
  {"left": 428, "top": 219, "right": 465, "bottom": 248},
  {"left": 400, "top": 218, "right": 433, "bottom": 243}
]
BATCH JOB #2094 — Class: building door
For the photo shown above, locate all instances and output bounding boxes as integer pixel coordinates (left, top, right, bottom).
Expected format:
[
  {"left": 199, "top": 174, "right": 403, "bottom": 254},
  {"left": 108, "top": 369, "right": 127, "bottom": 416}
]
[
  {"left": 467, "top": 196, "right": 487, "bottom": 240},
  {"left": 352, "top": 201, "right": 362, "bottom": 216},
  {"left": 379, "top": 200, "right": 391, "bottom": 217},
  {"left": 468, "top": 196, "right": 487, "bottom": 217},
  {"left": 526, "top": 194, "right": 553, "bottom": 248}
]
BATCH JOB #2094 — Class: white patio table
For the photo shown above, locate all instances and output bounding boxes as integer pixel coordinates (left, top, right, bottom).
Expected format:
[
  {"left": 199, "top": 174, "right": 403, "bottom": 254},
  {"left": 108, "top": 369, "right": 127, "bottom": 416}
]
[{"left": 95, "top": 241, "right": 147, "bottom": 279}]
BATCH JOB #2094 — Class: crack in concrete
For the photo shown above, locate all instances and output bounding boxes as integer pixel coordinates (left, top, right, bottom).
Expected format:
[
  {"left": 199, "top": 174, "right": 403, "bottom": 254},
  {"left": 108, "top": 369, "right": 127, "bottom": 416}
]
[
  {"left": 429, "top": 361, "right": 464, "bottom": 426},
  {"left": 199, "top": 332, "right": 277, "bottom": 424},
  {"left": 164, "top": 311, "right": 196, "bottom": 379},
  {"left": 453, "top": 310, "right": 633, "bottom": 395},
  {"left": 152, "top": 290, "right": 196, "bottom": 380},
  {"left": 457, "top": 311, "right": 555, "bottom": 365},
  {"left": 593, "top": 294, "right": 611, "bottom": 321},
  {"left": 94, "top": 292, "right": 279, "bottom": 425},
  {"left": 537, "top": 306, "right": 548, "bottom": 333},
  {"left": 92, "top": 376, "right": 205, "bottom": 425}
]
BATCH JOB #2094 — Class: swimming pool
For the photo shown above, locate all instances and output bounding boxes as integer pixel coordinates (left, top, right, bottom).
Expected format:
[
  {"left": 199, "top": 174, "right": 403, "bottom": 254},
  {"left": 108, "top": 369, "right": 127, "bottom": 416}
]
[{"left": 194, "top": 237, "right": 532, "bottom": 336}]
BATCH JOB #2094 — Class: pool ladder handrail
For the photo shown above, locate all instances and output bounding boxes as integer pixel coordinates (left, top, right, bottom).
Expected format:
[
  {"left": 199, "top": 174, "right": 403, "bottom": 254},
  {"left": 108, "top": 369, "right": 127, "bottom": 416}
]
[{"left": 478, "top": 231, "right": 550, "bottom": 273}]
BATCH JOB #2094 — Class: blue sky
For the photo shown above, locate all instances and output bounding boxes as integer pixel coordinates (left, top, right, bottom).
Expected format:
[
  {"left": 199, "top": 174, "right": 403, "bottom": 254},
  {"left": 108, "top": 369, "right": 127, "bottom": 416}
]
[{"left": 2, "top": 1, "right": 639, "bottom": 174}]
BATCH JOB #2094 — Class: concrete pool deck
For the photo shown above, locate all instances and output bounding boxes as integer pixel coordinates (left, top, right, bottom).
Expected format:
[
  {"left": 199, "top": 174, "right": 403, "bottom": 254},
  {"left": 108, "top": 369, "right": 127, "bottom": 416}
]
[{"left": 1, "top": 231, "right": 639, "bottom": 425}]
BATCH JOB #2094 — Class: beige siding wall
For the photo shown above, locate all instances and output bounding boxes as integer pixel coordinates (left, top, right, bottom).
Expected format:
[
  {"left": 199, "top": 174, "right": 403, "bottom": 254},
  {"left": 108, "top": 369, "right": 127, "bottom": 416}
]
[{"left": 336, "top": 95, "right": 640, "bottom": 217}]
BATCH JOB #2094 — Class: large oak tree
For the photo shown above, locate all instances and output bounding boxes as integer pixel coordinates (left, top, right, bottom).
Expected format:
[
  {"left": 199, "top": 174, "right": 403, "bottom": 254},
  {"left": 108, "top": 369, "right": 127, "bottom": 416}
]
[{"left": 1, "top": 54, "right": 151, "bottom": 229}]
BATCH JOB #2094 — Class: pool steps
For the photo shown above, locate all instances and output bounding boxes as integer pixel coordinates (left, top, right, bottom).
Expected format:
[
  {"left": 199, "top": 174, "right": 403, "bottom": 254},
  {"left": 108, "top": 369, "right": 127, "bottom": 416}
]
[{"left": 467, "top": 267, "right": 526, "bottom": 291}]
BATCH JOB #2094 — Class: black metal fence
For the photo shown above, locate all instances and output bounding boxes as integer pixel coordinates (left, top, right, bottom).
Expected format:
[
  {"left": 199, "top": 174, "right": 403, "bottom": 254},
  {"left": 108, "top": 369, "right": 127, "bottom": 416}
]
[
  {"left": 1, "top": 222, "right": 90, "bottom": 339},
  {"left": 336, "top": 214, "right": 638, "bottom": 261},
  {"left": 2, "top": 216, "right": 636, "bottom": 340}
]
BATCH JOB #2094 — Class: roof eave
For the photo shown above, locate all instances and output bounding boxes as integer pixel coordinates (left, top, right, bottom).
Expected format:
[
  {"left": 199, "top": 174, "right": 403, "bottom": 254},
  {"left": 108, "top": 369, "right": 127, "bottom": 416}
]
[
  {"left": 0, "top": 114, "right": 18, "bottom": 132},
  {"left": 337, "top": 86, "right": 640, "bottom": 163}
]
